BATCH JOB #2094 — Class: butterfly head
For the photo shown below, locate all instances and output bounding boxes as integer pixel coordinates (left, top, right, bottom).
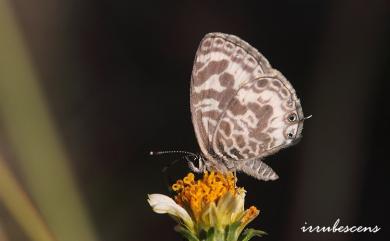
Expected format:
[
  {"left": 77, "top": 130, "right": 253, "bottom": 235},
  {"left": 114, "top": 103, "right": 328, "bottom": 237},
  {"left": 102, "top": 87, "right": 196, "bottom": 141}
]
[
  {"left": 187, "top": 153, "right": 231, "bottom": 174},
  {"left": 187, "top": 154, "right": 207, "bottom": 173}
]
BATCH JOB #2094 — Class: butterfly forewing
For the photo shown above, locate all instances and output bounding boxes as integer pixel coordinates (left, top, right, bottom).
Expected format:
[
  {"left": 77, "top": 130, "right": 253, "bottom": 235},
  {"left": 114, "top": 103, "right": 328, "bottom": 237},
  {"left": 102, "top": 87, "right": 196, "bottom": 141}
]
[
  {"left": 190, "top": 33, "right": 273, "bottom": 160},
  {"left": 190, "top": 32, "right": 305, "bottom": 180}
]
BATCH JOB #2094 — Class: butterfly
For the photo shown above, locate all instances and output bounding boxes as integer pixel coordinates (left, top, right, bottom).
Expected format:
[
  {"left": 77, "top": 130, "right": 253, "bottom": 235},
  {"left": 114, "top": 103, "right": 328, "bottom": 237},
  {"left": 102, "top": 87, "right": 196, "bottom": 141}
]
[{"left": 188, "top": 32, "right": 309, "bottom": 181}]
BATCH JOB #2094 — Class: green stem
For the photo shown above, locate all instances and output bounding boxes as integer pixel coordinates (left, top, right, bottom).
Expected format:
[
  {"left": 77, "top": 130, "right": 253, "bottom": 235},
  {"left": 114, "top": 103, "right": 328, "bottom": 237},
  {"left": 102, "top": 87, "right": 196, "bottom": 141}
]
[{"left": 0, "top": 157, "right": 56, "bottom": 241}]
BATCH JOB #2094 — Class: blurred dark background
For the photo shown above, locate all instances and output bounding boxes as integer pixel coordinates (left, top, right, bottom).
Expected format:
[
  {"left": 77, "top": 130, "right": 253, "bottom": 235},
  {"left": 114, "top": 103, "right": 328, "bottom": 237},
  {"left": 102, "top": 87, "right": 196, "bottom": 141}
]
[{"left": 0, "top": 0, "right": 389, "bottom": 241}]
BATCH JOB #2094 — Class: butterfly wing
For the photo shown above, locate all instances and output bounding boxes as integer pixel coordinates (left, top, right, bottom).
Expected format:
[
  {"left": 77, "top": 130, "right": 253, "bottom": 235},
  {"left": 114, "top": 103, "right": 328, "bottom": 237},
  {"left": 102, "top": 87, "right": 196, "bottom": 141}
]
[
  {"left": 212, "top": 71, "right": 304, "bottom": 179},
  {"left": 190, "top": 32, "right": 273, "bottom": 161}
]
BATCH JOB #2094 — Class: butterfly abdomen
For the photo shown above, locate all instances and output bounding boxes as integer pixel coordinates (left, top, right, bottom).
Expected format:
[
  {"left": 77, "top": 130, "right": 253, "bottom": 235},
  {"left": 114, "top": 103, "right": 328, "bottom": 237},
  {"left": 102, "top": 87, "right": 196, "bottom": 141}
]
[{"left": 239, "top": 159, "right": 279, "bottom": 181}]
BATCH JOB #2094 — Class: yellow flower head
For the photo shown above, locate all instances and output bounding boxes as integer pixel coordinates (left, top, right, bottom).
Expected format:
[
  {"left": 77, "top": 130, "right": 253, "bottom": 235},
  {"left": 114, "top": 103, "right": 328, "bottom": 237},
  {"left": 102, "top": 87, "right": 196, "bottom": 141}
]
[
  {"left": 172, "top": 172, "right": 238, "bottom": 220},
  {"left": 148, "top": 172, "right": 266, "bottom": 241}
]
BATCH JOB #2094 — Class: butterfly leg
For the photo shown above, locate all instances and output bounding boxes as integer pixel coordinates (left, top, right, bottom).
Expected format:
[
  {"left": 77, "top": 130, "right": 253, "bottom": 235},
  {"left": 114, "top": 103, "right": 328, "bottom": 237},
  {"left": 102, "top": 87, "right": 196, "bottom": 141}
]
[{"left": 233, "top": 170, "right": 237, "bottom": 188}]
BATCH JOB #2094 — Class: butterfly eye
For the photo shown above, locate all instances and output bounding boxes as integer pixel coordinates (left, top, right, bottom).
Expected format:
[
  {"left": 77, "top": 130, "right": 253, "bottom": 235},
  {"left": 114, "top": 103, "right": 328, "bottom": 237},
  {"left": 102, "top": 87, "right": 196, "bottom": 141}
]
[
  {"left": 288, "top": 113, "right": 297, "bottom": 122},
  {"left": 288, "top": 132, "right": 294, "bottom": 138}
]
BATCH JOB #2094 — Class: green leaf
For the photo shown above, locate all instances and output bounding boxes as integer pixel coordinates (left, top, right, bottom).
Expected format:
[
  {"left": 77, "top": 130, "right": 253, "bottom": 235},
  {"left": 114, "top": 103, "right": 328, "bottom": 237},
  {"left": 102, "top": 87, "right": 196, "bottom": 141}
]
[
  {"left": 239, "top": 228, "right": 267, "bottom": 241},
  {"left": 205, "top": 228, "right": 215, "bottom": 241},
  {"left": 226, "top": 222, "right": 241, "bottom": 241},
  {"left": 174, "top": 225, "right": 199, "bottom": 241}
]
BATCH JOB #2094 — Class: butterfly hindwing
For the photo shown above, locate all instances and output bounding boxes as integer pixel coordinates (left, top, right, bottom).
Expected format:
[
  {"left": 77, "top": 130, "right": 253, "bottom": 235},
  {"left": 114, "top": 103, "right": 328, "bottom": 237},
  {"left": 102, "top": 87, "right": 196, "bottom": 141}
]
[{"left": 212, "top": 72, "right": 304, "bottom": 164}]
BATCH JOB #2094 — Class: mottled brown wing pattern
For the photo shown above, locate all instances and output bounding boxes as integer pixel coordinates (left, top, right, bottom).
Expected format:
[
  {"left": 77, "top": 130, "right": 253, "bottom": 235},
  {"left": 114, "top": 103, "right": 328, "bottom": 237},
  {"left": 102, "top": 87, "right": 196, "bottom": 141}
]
[
  {"left": 190, "top": 32, "right": 305, "bottom": 180},
  {"left": 212, "top": 73, "right": 303, "bottom": 165},
  {"left": 190, "top": 33, "right": 273, "bottom": 162}
]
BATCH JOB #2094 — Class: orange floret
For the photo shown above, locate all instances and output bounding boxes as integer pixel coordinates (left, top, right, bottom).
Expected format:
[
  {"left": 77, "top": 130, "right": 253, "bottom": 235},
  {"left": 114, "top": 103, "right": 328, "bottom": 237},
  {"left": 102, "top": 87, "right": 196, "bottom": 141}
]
[
  {"left": 241, "top": 206, "right": 259, "bottom": 224},
  {"left": 172, "top": 171, "right": 237, "bottom": 220}
]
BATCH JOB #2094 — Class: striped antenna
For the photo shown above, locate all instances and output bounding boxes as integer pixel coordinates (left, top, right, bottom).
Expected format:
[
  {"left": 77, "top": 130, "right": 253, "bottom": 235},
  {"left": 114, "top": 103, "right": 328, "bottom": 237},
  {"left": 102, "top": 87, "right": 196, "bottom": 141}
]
[{"left": 149, "top": 150, "right": 197, "bottom": 156}]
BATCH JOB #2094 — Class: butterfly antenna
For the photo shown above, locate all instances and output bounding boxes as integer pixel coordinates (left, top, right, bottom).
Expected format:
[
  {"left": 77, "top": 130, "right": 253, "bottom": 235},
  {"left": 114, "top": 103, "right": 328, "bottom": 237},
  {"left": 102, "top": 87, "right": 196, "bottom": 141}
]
[
  {"left": 161, "top": 158, "right": 180, "bottom": 192},
  {"left": 149, "top": 150, "right": 197, "bottom": 157},
  {"left": 161, "top": 158, "right": 182, "bottom": 173},
  {"left": 299, "top": 114, "right": 312, "bottom": 123}
]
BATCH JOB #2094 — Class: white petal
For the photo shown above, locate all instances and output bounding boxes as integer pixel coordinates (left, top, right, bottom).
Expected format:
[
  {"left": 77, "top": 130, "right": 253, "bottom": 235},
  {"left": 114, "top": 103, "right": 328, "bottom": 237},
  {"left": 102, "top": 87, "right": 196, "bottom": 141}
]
[{"left": 147, "top": 194, "right": 194, "bottom": 229}]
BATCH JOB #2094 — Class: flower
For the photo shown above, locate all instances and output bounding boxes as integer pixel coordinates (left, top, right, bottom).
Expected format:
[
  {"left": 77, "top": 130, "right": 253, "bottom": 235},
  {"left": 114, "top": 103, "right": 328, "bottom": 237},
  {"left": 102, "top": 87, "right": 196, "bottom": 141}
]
[
  {"left": 148, "top": 172, "right": 266, "bottom": 241},
  {"left": 147, "top": 193, "right": 194, "bottom": 231}
]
